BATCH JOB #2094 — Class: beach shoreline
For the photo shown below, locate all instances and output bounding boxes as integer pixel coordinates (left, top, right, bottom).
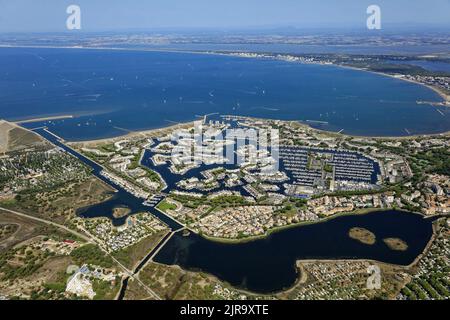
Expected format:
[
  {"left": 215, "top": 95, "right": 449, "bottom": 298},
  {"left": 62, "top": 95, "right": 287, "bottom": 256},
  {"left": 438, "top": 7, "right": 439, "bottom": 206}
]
[
  {"left": 1, "top": 43, "right": 448, "bottom": 105},
  {"left": 14, "top": 114, "right": 74, "bottom": 124},
  {"left": 349, "top": 65, "right": 450, "bottom": 105},
  {"left": 2, "top": 44, "right": 449, "bottom": 142},
  {"left": 67, "top": 121, "right": 196, "bottom": 146},
  {"left": 66, "top": 114, "right": 450, "bottom": 148}
]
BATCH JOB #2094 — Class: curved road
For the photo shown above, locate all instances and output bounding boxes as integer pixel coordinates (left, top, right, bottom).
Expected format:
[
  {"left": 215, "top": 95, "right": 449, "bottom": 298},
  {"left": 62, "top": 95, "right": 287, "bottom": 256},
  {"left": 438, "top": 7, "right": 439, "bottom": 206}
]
[
  {"left": 0, "top": 206, "right": 161, "bottom": 300},
  {"left": 0, "top": 206, "right": 92, "bottom": 242}
]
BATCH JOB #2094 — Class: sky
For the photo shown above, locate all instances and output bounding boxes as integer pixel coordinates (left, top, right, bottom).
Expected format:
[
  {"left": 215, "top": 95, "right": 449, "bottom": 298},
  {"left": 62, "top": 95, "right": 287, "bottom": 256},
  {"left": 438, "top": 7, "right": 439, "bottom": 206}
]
[{"left": 0, "top": 0, "right": 449, "bottom": 33}]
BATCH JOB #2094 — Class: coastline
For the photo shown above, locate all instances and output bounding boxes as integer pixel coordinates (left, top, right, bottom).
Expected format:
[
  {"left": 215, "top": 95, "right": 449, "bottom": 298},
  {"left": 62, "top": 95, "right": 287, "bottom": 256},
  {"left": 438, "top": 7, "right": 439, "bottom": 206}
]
[
  {"left": 378, "top": 72, "right": 449, "bottom": 105},
  {"left": 2, "top": 44, "right": 449, "bottom": 141},
  {"left": 2, "top": 43, "right": 448, "bottom": 106},
  {"left": 8, "top": 108, "right": 121, "bottom": 126},
  {"left": 2, "top": 45, "right": 448, "bottom": 300},
  {"left": 210, "top": 48, "right": 450, "bottom": 107},
  {"left": 68, "top": 121, "right": 196, "bottom": 146},
  {"left": 14, "top": 114, "right": 74, "bottom": 124},
  {"left": 331, "top": 63, "right": 450, "bottom": 106},
  {"left": 65, "top": 113, "right": 450, "bottom": 150},
  {"left": 405, "top": 217, "right": 442, "bottom": 269},
  {"left": 231, "top": 114, "right": 450, "bottom": 140}
]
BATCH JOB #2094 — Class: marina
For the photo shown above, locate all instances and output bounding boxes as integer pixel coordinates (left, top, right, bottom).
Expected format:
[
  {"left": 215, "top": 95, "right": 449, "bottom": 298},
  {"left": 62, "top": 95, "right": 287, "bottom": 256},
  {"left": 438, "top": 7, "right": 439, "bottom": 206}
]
[{"left": 28, "top": 125, "right": 438, "bottom": 294}]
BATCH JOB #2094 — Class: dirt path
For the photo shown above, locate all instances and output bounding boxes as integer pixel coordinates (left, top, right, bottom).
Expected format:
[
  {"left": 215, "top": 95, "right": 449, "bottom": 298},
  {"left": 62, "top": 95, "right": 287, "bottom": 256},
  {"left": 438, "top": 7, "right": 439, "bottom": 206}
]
[{"left": 0, "top": 206, "right": 91, "bottom": 242}]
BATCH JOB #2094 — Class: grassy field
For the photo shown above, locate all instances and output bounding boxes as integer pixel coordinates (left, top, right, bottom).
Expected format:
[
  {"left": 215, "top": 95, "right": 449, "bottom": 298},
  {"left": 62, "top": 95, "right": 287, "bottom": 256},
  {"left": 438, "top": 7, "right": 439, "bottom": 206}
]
[
  {"left": 0, "top": 211, "right": 85, "bottom": 299},
  {"left": 0, "top": 121, "right": 49, "bottom": 153},
  {"left": 0, "top": 224, "right": 19, "bottom": 242},
  {"left": 0, "top": 210, "right": 48, "bottom": 251},
  {"left": 7, "top": 127, "right": 47, "bottom": 152},
  {"left": 0, "top": 121, "right": 11, "bottom": 153},
  {"left": 70, "top": 244, "right": 114, "bottom": 269},
  {"left": 125, "top": 262, "right": 221, "bottom": 300},
  {"left": 5, "top": 177, "right": 114, "bottom": 226},
  {"left": 156, "top": 200, "right": 177, "bottom": 212}
]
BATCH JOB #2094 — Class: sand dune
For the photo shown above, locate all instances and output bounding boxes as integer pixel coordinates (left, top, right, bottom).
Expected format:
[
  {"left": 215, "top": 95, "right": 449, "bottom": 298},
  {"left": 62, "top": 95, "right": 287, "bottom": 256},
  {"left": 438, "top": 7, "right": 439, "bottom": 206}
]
[{"left": 0, "top": 120, "right": 48, "bottom": 153}]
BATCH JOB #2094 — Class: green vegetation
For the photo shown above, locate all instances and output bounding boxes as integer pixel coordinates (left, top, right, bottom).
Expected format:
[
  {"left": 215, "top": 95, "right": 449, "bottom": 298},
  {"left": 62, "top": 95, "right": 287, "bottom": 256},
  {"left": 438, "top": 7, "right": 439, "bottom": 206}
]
[
  {"left": 411, "top": 148, "right": 450, "bottom": 176},
  {"left": 401, "top": 286, "right": 417, "bottom": 300},
  {"left": 171, "top": 194, "right": 252, "bottom": 211},
  {"left": 113, "top": 231, "right": 168, "bottom": 270},
  {"left": 0, "top": 251, "right": 43, "bottom": 281},
  {"left": 44, "top": 281, "right": 66, "bottom": 293},
  {"left": 348, "top": 227, "right": 376, "bottom": 245},
  {"left": 0, "top": 223, "right": 19, "bottom": 240},
  {"left": 156, "top": 200, "right": 177, "bottom": 212},
  {"left": 0, "top": 150, "right": 91, "bottom": 193},
  {"left": 43, "top": 270, "right": 71, "bottom": 296},
  {"left": 0, "top": 198, "right": 17, "bottom": 207},
  {"left": 404, "top": 272, "right": 450, "bottom": 300},
  {"left": 400, "top": 199, "right": 422, "bottom": 214},
  {"left": 402, "top": 220, "right": 450, "bottom": 300},
  {"left": 38, "top": 225, "right": 82, "bottom": 243},
  {"left": 274, "top": 204, "right": 296, "bottom": 218},
  {"left": 92, "top": 277, "right": 120, "bottom": 300},
  {"left": 70, "top": 244, "right": 114, "bottom": 269},
  {"left": 127, "top": 262, "right": 238, "bottom": 300},
  {"left": 0, "top": 242, "right": 65, "bottom": 281},
  {"left": 99, "top": 144, "right": 115, "bottom": 153},
  {"left": 323, "top": 163, "right": 333, "bottom": 173},
  {"left": 334, "top": 55, "right": 450, "bottom": 78}
]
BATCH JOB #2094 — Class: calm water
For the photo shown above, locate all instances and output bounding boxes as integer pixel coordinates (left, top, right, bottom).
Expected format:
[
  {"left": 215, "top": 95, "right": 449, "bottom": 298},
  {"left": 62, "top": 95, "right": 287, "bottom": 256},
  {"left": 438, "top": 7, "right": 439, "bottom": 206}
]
[
  {"left": 0, "top": 47, "right": 448, "bottom": 140},
  {"left": 386, "top": 59, "right": 450, "bottom": 73},
  {"left": 34, "top": 128, "right": 182, "bottom": 229},
  {"left": 140, "top": 143, "right": 380, "bottom": 196},
  {"left": 95, "top": 43, "right": 450, "bottom": 56},
  {"left": 155, "top": 210, "right": 434, "bottom": 293},
  {"left": 33, "top": 128, "right": 434, "bottom": 294}
]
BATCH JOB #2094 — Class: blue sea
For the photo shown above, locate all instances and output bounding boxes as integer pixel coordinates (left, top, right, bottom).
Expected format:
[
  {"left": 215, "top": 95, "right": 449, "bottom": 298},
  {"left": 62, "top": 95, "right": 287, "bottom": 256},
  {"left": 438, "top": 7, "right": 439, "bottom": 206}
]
[{"left": 0, "top": 47, "right": 448, "bottom": 140}]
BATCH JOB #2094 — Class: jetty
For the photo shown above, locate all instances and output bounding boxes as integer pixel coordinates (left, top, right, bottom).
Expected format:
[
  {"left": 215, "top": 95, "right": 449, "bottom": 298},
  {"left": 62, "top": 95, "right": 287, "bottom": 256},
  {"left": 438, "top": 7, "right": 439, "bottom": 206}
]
[{"left": 14, "top": 114, "right": 74, "bottom": 124}]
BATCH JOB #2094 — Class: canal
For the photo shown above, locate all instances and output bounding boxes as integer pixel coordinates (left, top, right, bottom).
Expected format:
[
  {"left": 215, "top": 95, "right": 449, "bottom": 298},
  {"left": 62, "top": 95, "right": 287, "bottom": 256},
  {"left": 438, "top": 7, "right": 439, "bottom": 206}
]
[{"left": 33, "top": 128, "right": 436, "bottom": 294}]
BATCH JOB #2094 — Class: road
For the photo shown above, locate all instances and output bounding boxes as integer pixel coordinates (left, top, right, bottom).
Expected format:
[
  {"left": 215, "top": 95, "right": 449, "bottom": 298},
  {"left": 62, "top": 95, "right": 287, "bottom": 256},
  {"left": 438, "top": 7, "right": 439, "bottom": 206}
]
[
  {"left": 20, "top": 126, "right": 176, "bottom": 299},
  {"left": 0, "top": 206, "right": 162, "bottom": 300},
  {"left": 0, "top": 206, "right": 91, "bottom": 242},
  {"left": 76, "top": 224, "right": 162, "bottom": 300}
]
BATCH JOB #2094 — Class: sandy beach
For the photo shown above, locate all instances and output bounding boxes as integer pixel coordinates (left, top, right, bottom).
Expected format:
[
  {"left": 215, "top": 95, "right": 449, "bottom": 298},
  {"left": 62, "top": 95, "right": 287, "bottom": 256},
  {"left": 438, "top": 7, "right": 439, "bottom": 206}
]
[
  {"left": 68, "top": 120, "right": 196, "bottom": 146},
  {"left": 14, "top": 114, "right": 74, "bottom": 124}
]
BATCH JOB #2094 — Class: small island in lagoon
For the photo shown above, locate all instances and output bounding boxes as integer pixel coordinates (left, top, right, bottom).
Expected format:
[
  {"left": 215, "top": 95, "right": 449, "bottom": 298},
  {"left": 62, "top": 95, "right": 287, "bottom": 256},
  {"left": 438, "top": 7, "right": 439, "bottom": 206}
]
[
  {"left": 348, "top": 227, "right": 376, "bottom": 245},
  {"left": 383, "top": 238, "right": 409, "bottom": 251}
]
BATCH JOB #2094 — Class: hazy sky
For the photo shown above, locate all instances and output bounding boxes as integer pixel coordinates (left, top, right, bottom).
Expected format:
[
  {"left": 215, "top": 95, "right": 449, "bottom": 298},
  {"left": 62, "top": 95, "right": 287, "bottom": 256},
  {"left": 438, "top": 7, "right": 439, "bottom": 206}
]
[{"left": 0, "top": 0, "right": 449, "bottom": 32}]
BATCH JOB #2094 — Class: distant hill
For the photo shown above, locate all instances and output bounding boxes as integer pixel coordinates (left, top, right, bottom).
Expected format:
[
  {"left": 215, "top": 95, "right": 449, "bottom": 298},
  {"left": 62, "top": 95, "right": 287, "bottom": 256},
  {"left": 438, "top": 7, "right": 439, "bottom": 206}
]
[{"left": 0, "top": 120, "right": 49, "bottom": 153}]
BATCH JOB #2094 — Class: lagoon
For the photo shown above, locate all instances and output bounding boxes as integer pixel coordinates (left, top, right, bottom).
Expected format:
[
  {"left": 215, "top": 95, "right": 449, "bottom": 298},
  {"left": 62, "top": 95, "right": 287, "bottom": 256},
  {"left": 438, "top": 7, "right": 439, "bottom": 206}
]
[
  {"left": 33, "top": 128, "right": 435, "bottom": 295},
  {"left": 154, "top": 210, "right": 434, "bottom": 293}
]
